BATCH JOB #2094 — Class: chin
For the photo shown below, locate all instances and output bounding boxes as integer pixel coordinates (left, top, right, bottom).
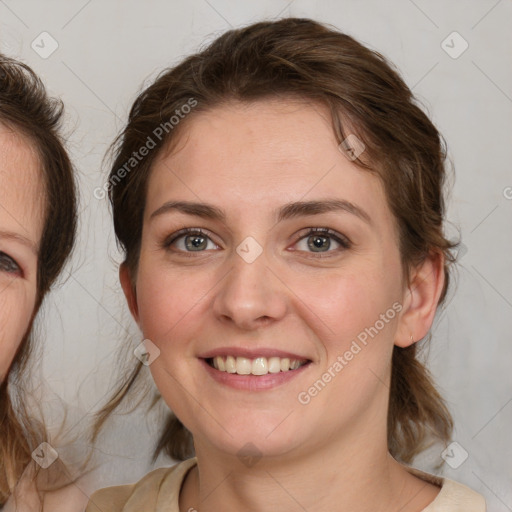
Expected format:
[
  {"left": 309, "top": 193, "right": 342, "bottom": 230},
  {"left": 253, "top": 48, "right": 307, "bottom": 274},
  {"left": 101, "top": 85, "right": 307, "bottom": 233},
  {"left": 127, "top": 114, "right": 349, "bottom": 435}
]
[{"left": 191, "top": 416, "right": 306, "bottom": 462}]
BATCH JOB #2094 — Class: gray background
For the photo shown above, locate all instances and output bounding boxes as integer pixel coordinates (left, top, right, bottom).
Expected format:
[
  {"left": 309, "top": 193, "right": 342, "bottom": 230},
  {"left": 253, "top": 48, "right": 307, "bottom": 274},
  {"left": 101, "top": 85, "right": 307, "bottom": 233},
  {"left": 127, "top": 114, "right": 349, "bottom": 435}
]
[{"left": 1, "top": 0, "right": 511, "bottom": 508}]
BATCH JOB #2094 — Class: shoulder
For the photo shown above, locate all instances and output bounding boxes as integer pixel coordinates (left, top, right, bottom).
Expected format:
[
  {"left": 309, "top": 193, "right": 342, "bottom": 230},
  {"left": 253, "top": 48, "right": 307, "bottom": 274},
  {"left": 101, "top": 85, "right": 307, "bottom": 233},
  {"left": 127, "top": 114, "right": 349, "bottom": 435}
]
[
  {"left": 424, "top": 478, "right": 486, "bottom": 512},
  {"left": 85, "top": 467, "right": 170, "bottom": 512},
  {"left": 3, "top": 482, "right": 88, "bottom": 512},
  {"left": 43, "top": 483, "right": 90, "bottom": 512},
  {"left": 86, "top": 458, "right": 197, "bottom": 512},
  {"left": 405, "top": 465, "right": 486, "bottom": 511},
  {"left": 2, "top": 465, "right": 89, "bottom": 512}
]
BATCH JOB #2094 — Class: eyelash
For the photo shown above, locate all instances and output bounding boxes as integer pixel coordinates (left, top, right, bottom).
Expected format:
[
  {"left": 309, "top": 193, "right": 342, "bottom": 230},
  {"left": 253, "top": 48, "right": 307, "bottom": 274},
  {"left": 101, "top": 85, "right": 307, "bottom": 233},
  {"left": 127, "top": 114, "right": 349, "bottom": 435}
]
[
  {"left": 0, "top": 251, "right": 21, "bottom": 275},
  {"left": 161, "top": 227, "right": 351, "bottom": 257}
]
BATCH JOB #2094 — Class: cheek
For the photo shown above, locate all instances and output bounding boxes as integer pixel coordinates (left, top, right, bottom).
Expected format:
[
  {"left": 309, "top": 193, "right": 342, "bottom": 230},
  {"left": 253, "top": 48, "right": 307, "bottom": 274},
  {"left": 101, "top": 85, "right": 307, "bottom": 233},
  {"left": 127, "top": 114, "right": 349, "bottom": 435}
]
[
  {"left": 294, "top": 269, "right": 402, "bottom": 421},
  {"left": 0, "top": 286, "right": 35, "bottom": 381},
  {"left": 135, "top": 262, "right": 208, "bottom": 344},
  {"left": 294, "top": 261, "right": 403, "bottom": 397},
  {"left": 296, "top": 262, "right": 401, "bottom": 341}
]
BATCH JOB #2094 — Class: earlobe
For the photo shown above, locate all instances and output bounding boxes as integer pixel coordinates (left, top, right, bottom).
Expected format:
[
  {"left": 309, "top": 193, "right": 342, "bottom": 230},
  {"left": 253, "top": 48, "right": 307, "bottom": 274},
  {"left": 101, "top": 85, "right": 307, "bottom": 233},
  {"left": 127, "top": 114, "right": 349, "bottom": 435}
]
[
  {"left": 395, "top": 251, "right": 445, "bottom": 348},
  {"left": 119, "top": 263, "right": 140, "bottom": 325}
]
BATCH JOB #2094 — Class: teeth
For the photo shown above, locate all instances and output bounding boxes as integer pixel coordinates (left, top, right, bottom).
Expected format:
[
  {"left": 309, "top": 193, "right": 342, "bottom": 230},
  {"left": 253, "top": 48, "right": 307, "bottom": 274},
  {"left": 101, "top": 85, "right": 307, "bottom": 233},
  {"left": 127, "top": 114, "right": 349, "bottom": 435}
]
[
  {"left": 290, "top": 360, "right": 301, "bottom": 370},
  {"left": 236, "top": 357, "right": 252, "bottom": 375},
  {"left": 225, "top": 355, "right": 236, "bottom": 373},
  {"left": 252, "top": 357, "right": 267, "bottom": 376},
  {"left": 210, "top": 356, "right": 306, "bottom": 376},
  {"left": 268, "top": 357, "right": 281, "bottom": 374}
]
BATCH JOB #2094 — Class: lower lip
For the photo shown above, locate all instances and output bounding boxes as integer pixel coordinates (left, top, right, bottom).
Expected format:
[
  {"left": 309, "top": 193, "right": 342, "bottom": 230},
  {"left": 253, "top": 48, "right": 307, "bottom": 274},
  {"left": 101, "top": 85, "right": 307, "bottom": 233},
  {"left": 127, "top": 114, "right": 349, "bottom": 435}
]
[{"left": 200, "top": 359, "right": 311, "bottom": 390}]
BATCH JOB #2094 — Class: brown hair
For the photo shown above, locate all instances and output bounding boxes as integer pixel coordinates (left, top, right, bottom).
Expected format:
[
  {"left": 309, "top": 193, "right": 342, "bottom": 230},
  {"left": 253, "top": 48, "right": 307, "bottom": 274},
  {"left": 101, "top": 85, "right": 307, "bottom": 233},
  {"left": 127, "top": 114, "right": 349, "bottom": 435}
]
[
  {"left": 0, "top": 54, "right": 77, "bottom": 502},
  {"left": 94, "top": 17, "right": 456, "bottom": 465}
]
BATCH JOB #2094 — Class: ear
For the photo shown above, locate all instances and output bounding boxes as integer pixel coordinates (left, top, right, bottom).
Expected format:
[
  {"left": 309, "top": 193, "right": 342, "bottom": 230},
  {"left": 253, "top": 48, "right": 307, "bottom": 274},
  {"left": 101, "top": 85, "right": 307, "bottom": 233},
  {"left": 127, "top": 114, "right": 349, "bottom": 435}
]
[
  {"left": 119, "top": 263, "right": 140, "bottom": 326},
  {"left": 395, "top": 251, "right": 445, "bottom": 348}
]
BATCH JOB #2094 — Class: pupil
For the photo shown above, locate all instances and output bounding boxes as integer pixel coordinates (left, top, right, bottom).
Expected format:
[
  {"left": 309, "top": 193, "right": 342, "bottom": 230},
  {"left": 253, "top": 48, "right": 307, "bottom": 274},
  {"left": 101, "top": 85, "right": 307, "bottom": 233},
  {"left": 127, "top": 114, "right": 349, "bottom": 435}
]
[
  {"left": 187, "top": 235, "right": 207, "bottom": 251},
  {"left": 308, "top": 235, "right": 329, "bottom": 252}
]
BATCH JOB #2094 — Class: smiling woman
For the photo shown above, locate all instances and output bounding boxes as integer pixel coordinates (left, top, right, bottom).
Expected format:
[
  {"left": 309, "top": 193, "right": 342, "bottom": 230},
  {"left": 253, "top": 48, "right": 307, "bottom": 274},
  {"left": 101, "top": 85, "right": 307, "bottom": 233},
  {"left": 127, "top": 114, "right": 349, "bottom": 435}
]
[
  {"left": 87, "top": 18, "right": 485, "bottom": 511},
  {"left": 0, "top": 54, "right": 84, "bottom": 510}
]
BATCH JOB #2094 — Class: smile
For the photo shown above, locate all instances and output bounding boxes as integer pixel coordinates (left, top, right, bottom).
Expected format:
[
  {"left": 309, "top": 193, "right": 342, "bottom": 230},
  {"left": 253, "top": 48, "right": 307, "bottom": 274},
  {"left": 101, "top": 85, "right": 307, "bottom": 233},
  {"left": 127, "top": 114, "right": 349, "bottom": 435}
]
[{"left": 206, "top": 356, "right": 309, "bottom": 376}]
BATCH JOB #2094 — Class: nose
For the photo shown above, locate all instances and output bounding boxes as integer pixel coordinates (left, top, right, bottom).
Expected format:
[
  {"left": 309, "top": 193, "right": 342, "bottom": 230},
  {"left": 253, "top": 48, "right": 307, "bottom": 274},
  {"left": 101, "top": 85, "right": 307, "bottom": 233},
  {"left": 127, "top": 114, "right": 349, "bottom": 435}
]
[{"left": 212, "top": 248, "right": 288, "bottom": 331}]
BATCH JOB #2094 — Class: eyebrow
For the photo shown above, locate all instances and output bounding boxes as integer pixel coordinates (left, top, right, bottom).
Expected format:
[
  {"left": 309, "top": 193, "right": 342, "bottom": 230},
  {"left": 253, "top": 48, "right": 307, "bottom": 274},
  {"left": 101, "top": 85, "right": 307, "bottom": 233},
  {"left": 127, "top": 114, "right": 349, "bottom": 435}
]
[
  {"left": 0, "top": 230, "right": 37, "bottom": 254},
  {"left": 150, "top": 199, "right": 371, "bottom": 225}
]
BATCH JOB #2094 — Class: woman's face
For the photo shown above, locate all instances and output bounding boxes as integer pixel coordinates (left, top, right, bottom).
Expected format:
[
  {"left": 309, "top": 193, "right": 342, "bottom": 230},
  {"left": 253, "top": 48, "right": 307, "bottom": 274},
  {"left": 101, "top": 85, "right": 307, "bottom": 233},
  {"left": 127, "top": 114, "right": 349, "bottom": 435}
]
[
  {"left": 126, "top": 99, "right": 439, "bottom": 460},
  {"left": 0, "top": 125, "right": 44, "bottom": 381}
]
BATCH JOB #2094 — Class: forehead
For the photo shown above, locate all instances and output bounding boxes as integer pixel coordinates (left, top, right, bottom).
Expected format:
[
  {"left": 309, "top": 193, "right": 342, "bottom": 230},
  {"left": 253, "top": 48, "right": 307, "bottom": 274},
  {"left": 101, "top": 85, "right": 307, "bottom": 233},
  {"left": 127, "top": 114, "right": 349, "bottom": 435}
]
[
  {"left": 146, "top": 99, "right": 389, "bottom": 225},
  {"left": 0, "top": 123, "right": 45, "bottom": 248}
]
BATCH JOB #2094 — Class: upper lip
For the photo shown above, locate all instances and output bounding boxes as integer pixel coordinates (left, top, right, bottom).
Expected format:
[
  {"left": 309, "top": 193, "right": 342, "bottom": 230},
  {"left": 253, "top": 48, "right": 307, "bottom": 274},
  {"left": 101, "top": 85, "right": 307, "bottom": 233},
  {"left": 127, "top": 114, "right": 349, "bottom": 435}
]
[{"left": 198, "top": 347, "right": 311, "bottom": 361}]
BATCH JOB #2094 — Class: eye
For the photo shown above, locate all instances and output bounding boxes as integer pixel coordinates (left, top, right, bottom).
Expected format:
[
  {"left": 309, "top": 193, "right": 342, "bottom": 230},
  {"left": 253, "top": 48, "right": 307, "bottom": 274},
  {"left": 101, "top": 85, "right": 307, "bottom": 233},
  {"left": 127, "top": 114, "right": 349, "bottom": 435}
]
[
  {"left": 293, "top": 228, "right": 350, "bottom": 255},
  {"left": 0, "top": 251, "right": 21, "bottom": 274},
  {"left": 161, "top": 227, "right": 350, "bottom": 256},
  {"left": 163, "top": 228, "right": 219, "bottom": 253}
]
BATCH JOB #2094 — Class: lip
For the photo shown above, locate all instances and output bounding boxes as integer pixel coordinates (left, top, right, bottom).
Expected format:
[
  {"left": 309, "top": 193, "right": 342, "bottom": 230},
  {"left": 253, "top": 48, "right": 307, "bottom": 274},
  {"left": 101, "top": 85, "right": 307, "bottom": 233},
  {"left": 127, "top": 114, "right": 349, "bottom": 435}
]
[
  {"left": 198, "top": 347, "right": 310, "bottom": 360},
  {"left": 200, "top": 358, "right": 312, "bottom": 391}
]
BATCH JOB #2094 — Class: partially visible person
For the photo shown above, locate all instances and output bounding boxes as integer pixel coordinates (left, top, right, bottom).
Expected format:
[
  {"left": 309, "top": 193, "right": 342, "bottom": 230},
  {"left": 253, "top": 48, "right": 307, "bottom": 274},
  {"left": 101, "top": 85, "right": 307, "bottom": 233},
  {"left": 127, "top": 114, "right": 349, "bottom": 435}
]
[{"left": 0, "top": 54, "right": 86, "bottom": 510}]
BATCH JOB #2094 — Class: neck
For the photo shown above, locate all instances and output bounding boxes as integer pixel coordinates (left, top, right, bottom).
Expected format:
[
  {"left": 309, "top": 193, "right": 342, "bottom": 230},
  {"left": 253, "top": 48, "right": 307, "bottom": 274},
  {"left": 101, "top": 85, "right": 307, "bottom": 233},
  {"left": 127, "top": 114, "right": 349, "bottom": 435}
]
[{"left": 179, "top": 421, "right": 437, "bottom": 512}]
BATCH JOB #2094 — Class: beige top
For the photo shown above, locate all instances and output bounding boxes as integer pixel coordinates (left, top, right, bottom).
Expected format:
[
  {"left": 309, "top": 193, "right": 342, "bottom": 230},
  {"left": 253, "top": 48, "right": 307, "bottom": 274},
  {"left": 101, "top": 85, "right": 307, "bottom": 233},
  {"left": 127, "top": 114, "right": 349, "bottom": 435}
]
[{"left": 85, "top": 458, "right": 486, "bottom": 512}]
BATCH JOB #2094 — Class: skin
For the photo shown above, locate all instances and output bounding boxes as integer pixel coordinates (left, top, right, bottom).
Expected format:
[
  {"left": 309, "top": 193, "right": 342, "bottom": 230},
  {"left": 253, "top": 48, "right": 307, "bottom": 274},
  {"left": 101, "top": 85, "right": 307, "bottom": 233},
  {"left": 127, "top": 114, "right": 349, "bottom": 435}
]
[
  {"left": 0, "top": 124, "right": 43, "bottom": 382},
  {"left": 121, "top": 98, "right": 445, "bottom": 511}
]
